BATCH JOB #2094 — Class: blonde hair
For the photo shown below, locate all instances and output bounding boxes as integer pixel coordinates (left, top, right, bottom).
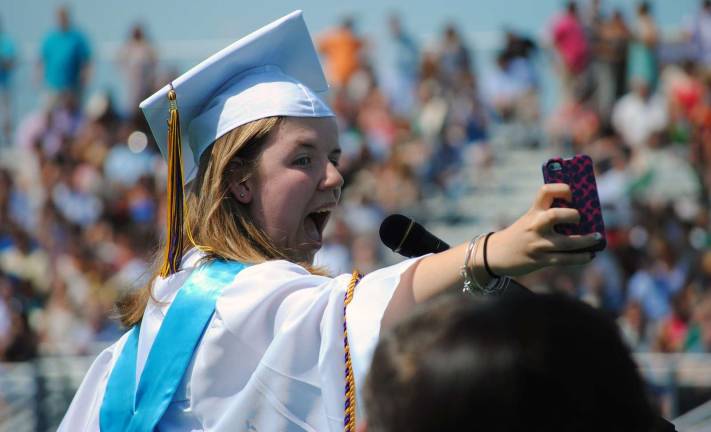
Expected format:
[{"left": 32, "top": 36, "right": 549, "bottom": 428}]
[{"left": 117, "top": 116, "right": 313, "bottom": 327}]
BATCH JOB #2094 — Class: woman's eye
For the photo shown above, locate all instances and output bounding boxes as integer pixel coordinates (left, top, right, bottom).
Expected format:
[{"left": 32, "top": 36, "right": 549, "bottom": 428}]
[{"left": 293, "top": 156, "right": 311, "bottom": 167}]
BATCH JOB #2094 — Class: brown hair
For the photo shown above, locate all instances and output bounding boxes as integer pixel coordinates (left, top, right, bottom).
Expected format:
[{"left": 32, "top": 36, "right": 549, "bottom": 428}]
[
  {"left": 117, "top": 116, "right": 310, "bottom": 327},
  {"left": 364, "top": 294, "right": 659, "bottom": 432}
]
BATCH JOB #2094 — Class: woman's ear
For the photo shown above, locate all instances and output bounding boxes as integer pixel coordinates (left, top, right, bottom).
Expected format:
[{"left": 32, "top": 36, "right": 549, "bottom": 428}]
[
  {"left": 227, "top": 158, "right": 253, "bottom": 204},
  {"left": 229, "top": 181, "right": 252, "bottom": 204}
]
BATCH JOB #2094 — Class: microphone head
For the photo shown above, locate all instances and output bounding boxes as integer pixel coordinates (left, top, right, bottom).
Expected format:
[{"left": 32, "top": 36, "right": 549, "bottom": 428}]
[
  {"left": 379, "top": 214, "right": 413, "bottom": 253},
  {"left": 379, "top": 214, "right": 449, "bottom": 258}
]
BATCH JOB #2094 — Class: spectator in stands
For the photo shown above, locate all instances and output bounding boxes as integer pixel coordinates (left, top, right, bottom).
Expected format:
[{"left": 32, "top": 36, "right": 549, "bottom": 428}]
[
  {"left": 627, "top": 2, "right": 659, "bottom": 91},
  {"left": 503, "top": 30, "right": 539, "bottom": 93},
  {"left": 437, "top": 23, "right": 473, "bottom": 91},
  {"left": 355, "top": 68, "right": 399, "bottom": 161},
  {"left": 686, "top": 289, "right": 711, "bottom": 352},
  {"left": 685, "top": 1, "right": 711, "bottom": 75},
  {"left": 485, "top": 30, "right": 541, "bottom": 147},
  {"left": 618, "top": 300, "right": 650, "bottom": 351},
  {"left": 50, "top": 162, "right": 103, "bottom": 227},
  {"left": 318, "top": 16, "right": 364, "bottom": 88},
  {"left": 362, "top": 293, "right": 676, "bottom": 432},
  {"left": 581, "top": 0, "right": 604, "bottom": 38},
  {"left": 697, "top": 250, "right": 711, "bottom": 290},
  {"left": 592, "top": 9, "right": 631, "bottom": 117},
  {"left": 0, "top": 228, "right": 51, "bottom": 294},
  {"left": 0, "top": 275, "right": 13, "bottom": 358},
  {"left": 37, "top": 6, "right": 91, "bottom": 106},
  {"left": 546, "top": 83, "right": 600, "bottom": 153},
  {"left": 118, "top": 23, "right": 157, "bottom": 120},
  {"left": 627, "top": 238, "right": 686, "bottom": 323},
  {"left": 665, "top": 60, "right": 705, "bottom": 123},
  {"left": 481, "top": 51, "right": 528, "bottom": 117},
  {"left": 0, "top": 276, "right": 37, "bottom": 361},
  {"left": 550, "top": 1, "right": 590, "bottom": 101},
  {"left": 36, "top": 278, "right": 93, "bottom": 356},
  {"left": 314, "top": 214, "right": 352, "bottom": 275},
  {"left": 0, "top": 168, "right": 9, "bottom": 224},
  {"left": 656, "top": 286, "right": 693, "bottom": 353},
  {"left": 0, "top": 16, "right": 15, "bottom": 146},
  {"left": 382, "top": 13, "right": 419, "bottom": 117},
  {"left": 611, "top": 76, "right": 667, "bottom": 150},
  {"left": 414, "top": 62, "right": 448, "bottom": 145}
]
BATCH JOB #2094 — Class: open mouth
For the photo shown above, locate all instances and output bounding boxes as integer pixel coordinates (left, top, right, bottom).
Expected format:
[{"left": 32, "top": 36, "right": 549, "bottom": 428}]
[{"left": 308, "top": 210, "right": 331, "bottom": 236}]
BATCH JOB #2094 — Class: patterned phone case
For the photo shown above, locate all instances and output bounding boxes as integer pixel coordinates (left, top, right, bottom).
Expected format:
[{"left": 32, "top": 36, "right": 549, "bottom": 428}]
[{"left": 541, "top": 154, "right": 606, "bottom": 252}]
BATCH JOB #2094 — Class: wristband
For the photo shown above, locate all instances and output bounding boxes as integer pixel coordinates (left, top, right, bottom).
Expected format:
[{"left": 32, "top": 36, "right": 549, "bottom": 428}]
[{"left": 483, "top": 232, "right": 501, "bottom": 279}]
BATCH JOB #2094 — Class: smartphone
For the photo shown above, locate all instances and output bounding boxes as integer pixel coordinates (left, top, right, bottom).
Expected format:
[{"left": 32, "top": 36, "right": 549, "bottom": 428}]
[{"left": 541, "top": 154, "right": 606, "bottom": 252}]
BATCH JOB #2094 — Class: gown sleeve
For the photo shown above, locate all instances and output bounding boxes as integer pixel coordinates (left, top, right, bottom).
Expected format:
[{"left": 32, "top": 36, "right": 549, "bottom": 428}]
[{"left": 345, "top": 257, "right": 424, "bottom": 418}]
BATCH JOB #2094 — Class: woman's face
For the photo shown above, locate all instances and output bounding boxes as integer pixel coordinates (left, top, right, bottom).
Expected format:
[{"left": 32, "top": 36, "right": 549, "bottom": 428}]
[{"left": 240, "top": 117, "right": 343, "bottom": 262}]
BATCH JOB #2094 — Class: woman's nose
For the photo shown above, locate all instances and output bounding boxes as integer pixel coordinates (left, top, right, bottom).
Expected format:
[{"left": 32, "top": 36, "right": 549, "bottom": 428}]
[{"left": 321, "top": 161, "right": 344, "bottom": 192}]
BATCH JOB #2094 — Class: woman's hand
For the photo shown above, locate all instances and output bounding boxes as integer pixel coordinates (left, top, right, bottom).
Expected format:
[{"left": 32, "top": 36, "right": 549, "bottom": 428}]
[
  {"left": 386, "top": 183, "right": 602, "bottom": 326},
  {"left": 486, "top": 183, "right": 602, "bottom": 277}
]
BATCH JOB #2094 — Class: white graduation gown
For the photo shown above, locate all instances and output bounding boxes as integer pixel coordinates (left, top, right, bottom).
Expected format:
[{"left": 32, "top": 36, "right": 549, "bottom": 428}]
[{"left": 58, "top": 249, "right": 421, "bottom": 431}]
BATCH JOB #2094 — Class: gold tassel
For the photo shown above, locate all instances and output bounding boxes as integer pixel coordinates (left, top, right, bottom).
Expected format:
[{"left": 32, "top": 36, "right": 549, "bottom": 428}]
[{"left": 159, "top": 87, "right": 185, "bottom": 278}]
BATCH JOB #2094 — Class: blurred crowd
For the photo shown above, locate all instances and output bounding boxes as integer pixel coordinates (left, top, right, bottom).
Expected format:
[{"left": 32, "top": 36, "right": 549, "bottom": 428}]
[{"left": 0, "top": 0, "right": 711, "bottom": 362}]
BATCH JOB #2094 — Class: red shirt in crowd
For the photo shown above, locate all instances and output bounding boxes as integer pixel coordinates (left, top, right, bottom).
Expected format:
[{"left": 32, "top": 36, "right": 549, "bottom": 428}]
[{"left": 552, "top": 12, "right": 589, "bottom": 74}]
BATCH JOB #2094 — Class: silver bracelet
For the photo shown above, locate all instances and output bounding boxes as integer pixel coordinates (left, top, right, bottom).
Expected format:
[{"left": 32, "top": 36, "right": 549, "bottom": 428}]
[
  {"left": 462, "top": 234, "right": 510, "bottom": 296},
  {"left": 461, "top": 234, "right": 484, "bottom": 294}
]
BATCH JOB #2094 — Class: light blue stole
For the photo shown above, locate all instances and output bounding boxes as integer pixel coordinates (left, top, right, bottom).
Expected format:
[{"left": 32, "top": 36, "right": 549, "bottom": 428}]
[{"left": 99, "top": 259, "right": 247, "bottom": 432}]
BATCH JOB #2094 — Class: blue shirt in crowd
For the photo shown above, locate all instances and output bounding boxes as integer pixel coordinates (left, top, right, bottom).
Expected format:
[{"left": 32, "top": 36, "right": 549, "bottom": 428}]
[
  {"left": 41, "top": 28, "right": 91, "bottom": 91},
  {"left": 0, "top": 33, "right": 15, "bottom": 89},
  {"left": 628, "top": 266, "right": 685, "bottom": 322}
]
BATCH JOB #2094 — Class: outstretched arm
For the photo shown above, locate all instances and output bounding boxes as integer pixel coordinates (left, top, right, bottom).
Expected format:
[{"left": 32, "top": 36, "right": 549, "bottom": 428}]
[{"left": 382, "top": 183, "right": 602, "bottom": 328}]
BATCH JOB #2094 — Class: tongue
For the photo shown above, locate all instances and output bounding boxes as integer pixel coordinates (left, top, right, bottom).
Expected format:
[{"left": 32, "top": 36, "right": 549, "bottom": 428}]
[{"left": 304, "top": 215, "right": 321, "bottom": 242}]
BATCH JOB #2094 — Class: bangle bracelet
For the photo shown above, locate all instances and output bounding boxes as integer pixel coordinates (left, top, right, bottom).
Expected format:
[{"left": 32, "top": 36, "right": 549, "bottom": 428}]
[
  {"left": 469, "top": 234, "right": 487, "bottom": 291},
  {"left": 461, "top": 234, "right": 484, "bottom": 294},
  {"left": 463, "top": 234, "right": 510, "bottom": 296},
  {"left": 483, "top": 232, "right": 501, "bottom": 279}
]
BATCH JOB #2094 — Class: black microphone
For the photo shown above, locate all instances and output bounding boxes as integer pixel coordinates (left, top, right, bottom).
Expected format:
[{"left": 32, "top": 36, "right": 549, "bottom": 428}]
[{"left": 379, "top": 214, "right": 450, "bottom": 258}]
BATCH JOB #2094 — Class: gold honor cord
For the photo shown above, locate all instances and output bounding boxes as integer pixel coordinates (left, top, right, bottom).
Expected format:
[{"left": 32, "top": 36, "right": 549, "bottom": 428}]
[
  {"left": 343, "top": 270, "right": 361, "bottom": 432},
  {"left": 160, "top": 87, "right": 186, "bottom": 277}
]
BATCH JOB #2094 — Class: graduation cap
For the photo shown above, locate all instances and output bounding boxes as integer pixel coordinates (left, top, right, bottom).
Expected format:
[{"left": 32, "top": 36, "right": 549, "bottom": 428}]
[{"left": 139, "top": 10, "right": 334, "bottom": 277}]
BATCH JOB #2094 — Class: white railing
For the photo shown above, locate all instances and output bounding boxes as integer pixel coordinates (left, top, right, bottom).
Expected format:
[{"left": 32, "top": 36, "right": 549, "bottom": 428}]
[{"left": 0, "top": 357, "right": 95, "bottom": 431}]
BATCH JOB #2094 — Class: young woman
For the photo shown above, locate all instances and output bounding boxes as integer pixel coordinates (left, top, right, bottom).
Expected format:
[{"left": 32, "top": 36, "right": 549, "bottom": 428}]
[{"left": 59, "top": 11, "right": 602, "bottom": 432}]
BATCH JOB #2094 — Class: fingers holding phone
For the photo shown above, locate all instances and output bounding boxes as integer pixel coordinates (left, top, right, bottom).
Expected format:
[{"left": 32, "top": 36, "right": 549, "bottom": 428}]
[
  {"left": 478, "top": 156, "right": 605, "bottom": 277},
  {"left": 541, "top": 154, "right": 606, "bottom": 253}
]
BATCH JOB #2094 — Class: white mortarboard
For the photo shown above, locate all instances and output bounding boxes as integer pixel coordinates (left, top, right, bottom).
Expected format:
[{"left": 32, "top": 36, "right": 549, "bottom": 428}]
[
  {"left": 140, "top": 9, "right": 334, "bottom": 184},
  {"left": 140, "top": 10, "right": 334, "bottom": 276}
]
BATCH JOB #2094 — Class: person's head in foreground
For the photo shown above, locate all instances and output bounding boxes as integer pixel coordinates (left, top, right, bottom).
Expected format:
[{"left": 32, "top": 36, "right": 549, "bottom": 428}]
[{"left": 363, "top": 294, "right": 676, "bottom": 432}]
